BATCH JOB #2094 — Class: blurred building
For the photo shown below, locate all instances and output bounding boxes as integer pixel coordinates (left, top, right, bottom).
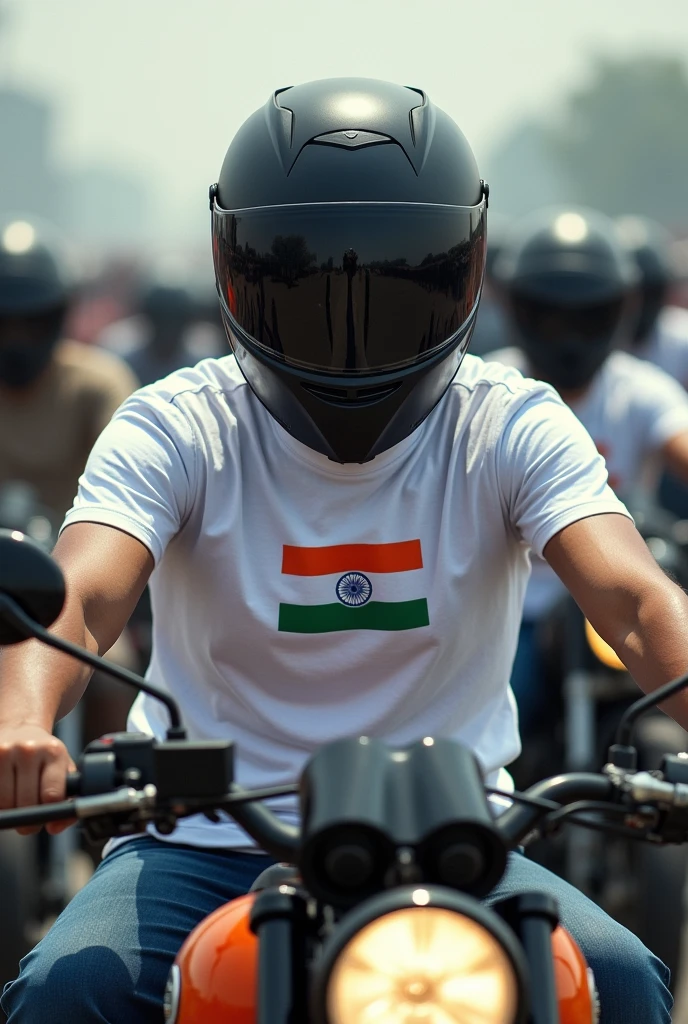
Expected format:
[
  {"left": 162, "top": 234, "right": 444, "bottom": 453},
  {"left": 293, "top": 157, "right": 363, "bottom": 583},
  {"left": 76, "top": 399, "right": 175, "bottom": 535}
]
[
  {"left": 60, "top": 166, "right": 152, "bottom": 248},
  {"left": 0, "top": 87, "right": 61, "bottom": 220},
  {"left": 483, "top": 119, "right": 573, "bottom": 219},
  {"left": 0, "top": 84, "right": 153, "bottom": 250}
]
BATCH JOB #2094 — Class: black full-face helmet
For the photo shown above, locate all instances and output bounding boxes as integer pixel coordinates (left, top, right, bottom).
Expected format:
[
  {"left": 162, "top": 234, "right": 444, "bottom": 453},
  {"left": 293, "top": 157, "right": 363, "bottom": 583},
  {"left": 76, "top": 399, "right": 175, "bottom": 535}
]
[
  {"left": 615, "top": 215, "right": 674, "bottom": 345},
  {"left": 211, "top": 78, "right": 488, "bottom": 463},
  {"left": 0, "top": 216, "right": 72, "bottom": 390},
  {"left": 496, "top": 206, "right": 638, "bottom": 392}
]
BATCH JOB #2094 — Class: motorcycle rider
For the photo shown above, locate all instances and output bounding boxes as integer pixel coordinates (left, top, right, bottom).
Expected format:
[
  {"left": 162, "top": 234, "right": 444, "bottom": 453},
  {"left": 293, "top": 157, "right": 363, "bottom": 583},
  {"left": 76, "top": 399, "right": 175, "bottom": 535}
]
[
  {"left": 97, "top": 275, "right": 225, "bottom": 387},
  {"left": 0, "top": 216, "right": 139, "bottom": 521},
  {"left": 0, "top": 81, "right": 684, "bottom": 1022},
  {"left": 616, "top": 214, "right": 688, "bottom": 387},
  {"left": 486, "top": 206, "right": 688, "bottom": 731},
  {"left": 617, "top": 214, "right": 688, "bottom": 519},
  {"left": 468, "top": 210, "right": 512, "bottom": 356}
]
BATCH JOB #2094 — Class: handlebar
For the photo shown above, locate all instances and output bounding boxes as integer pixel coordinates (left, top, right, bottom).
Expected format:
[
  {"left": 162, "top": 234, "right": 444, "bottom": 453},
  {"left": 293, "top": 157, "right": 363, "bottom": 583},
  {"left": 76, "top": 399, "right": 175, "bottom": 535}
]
[
  {"left": 225, "top": 786, "right": 299, "bottom": 861},
  {"left": 0, "top": 766, "right": 670, "bottom": 858},
  {"left": 497, "top": 773, "right": 616, "bottom": 844}
]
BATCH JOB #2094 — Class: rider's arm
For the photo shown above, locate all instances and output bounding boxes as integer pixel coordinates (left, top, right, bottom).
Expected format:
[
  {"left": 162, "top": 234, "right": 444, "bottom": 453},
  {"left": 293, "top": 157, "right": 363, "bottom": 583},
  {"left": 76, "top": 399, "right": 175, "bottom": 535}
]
[
  {"left": 545, "top": 513, "right": 688, "bottom": 729},
  {"left": 0, "top": 523, "right": 153, "bottom": 728},
  {"left": 0, "top": 524, "right": 153, "bottom": 824}
]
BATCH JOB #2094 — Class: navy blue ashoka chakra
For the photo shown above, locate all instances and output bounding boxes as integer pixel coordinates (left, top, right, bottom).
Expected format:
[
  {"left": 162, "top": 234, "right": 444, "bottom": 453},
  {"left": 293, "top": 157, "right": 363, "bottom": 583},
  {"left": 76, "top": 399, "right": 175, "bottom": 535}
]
[{"left": 336, "top": 572, "right": 373, "bottom": 607}]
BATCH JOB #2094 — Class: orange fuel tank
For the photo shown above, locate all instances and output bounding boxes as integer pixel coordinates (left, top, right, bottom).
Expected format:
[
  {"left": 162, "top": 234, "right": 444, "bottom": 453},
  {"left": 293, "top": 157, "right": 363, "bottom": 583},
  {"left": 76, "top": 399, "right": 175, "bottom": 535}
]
[
  {"left": 164, "top": 893, "right": 257, "bottom": 1024},
  {"left": 165, "top": 896, "right": 598, "bottom": 1024},
  {"left": 552, "top": 924, "right": 599, "bottom": 1024}
]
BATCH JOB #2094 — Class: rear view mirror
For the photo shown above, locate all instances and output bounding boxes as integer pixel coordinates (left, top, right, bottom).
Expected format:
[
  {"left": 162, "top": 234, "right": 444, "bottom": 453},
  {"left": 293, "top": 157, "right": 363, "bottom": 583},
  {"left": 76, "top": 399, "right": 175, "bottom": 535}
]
[{"left": 0, "top": 529, "right": 66, "bottom": 644}]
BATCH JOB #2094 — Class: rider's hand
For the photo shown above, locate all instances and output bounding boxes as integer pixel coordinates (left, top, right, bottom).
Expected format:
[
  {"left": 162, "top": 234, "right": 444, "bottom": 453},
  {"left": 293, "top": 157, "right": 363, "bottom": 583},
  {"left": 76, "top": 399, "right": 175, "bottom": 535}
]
[{"left": 0, "top": 723, "right": 76, "bottom": 835}]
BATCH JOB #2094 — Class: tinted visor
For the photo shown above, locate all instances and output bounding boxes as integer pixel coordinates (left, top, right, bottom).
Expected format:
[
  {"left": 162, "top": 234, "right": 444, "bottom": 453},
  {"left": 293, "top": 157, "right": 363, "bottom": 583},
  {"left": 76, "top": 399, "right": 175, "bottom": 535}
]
[
  {"left": 0, "top": 276, "right": 67, "bottom": 316},
  {"left": 511, "top": 293, "right": 625, "bottom": 347},
  {"left": 213, "top": 201, "right": 485, "bottom": 375},
  {"left": 512, "top": 293, "right": 624, "bottom": 390},
  {"left": 633, "top": 283, "right": 668, "bottom": 342}
]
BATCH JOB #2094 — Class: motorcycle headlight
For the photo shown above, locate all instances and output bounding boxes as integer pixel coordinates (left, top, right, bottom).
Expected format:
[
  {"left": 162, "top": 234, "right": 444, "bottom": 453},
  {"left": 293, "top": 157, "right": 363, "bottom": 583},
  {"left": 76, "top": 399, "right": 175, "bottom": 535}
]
[{"left": 313, "top": 887, "right": 527, "bottom": 1024}]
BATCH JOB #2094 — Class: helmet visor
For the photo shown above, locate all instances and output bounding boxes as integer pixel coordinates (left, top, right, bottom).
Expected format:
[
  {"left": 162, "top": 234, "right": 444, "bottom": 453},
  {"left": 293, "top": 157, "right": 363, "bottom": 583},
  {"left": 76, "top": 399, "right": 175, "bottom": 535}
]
[
  {"left": 212, "top": 200, "right": 485, "bottom": 375},
  {"left": 511, "top": 293, "right": 625, "bottom": 347}
]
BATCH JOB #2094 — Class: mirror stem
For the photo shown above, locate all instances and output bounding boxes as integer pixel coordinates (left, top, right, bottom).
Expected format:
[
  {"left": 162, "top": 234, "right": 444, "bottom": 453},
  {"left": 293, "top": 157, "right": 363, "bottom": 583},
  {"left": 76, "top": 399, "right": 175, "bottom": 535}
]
[
  {"left": 615, "top": 668, "right": 688, "bottom": 749},
  {"left": 0, "top": 595, "right": 186, "bottom": 739}
]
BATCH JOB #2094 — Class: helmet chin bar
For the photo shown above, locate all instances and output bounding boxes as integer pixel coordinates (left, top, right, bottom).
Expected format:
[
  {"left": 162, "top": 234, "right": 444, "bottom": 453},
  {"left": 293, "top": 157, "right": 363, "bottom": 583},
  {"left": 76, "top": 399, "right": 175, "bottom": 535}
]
[{"left": 226, "top": 315, "right": 475, "bottom": 464}]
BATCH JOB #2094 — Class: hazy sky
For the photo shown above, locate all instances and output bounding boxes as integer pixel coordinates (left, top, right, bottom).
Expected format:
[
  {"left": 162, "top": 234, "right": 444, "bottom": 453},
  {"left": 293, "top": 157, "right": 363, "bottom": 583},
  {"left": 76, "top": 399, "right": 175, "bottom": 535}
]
[{"left": 2, "top": 0, "right": 688, "bottom": 242}]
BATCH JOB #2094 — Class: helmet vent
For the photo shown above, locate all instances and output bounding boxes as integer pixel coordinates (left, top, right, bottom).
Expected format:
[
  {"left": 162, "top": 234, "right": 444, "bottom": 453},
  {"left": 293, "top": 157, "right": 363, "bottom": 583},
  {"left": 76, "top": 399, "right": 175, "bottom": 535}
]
[
  {"left": 312, "top": 130, "right": 392, "bottom": 149},
  {"left": 301, "top": 381, "right": 401, "bottom": 407}
]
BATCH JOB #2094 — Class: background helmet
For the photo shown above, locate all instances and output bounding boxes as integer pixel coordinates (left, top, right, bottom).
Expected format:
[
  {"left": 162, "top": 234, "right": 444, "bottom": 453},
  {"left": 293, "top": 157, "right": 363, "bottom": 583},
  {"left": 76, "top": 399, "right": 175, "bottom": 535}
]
[
  {"left": 496, "top": 206, "right": 638, "bottom": 391},
  {"left": 0, "top": 216, "right": 72, "bottom": 389},
  {"left": 615, "top": 215, "right": 674, "bottom": 345},
  {"left": 483, "top": 211, "right": 512, "bottom": 288},
  {"left": 211, "top": 78, "right": 488, "bottom": 463},
  {"left": 138, "top": 280, "right": 196, "bottom": 355}
]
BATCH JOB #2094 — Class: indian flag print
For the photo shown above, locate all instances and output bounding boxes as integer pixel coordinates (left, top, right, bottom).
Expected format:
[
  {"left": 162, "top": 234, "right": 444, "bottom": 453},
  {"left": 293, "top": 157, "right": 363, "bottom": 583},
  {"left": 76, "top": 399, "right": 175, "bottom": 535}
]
[{"left": 278, "top": 540, "right": 430, "bottom": 633}]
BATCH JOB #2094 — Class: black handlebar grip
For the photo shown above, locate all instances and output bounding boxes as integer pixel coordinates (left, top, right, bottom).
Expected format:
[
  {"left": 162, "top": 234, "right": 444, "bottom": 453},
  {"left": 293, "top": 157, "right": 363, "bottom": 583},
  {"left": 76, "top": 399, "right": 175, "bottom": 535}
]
[{"left": 65, "top": 771, "right": 82, "bottom": 797}]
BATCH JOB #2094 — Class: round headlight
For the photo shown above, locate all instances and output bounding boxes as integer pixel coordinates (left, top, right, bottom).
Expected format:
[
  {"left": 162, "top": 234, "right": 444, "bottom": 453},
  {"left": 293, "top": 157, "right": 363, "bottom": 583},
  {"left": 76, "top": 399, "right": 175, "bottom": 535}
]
[{"left": 314, "top": 887, "right": 527, "bottom": 1024}]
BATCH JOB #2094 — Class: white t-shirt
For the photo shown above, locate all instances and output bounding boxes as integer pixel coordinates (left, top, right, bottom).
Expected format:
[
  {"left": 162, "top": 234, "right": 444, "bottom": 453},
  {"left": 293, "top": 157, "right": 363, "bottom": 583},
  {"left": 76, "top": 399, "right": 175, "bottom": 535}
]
[
  {"left": 636, "top": 305, "right": 688, "bottom": 388},
  {"left": 488, "top": 347, "right": 688, "bottom": 619},
  {"left": 63, "top": 353, "right": 627, "bottom": 848}
]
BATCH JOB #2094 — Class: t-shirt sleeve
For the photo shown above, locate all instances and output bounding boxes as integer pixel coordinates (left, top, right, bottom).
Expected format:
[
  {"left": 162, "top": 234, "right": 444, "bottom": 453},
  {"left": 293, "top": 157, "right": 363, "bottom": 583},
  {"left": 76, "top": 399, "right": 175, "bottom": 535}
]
[
  {"left": 497, "top": 390, "right": 631, "bottom": 557},
  {"left": 87, "top": 359, "right": 141, "bottom": 444},
  {"left": 634, "top": 362, "right": 688, "bottom": 450},
  {"left": 61, "top": 391, "right": 196, "bottom": 564}
]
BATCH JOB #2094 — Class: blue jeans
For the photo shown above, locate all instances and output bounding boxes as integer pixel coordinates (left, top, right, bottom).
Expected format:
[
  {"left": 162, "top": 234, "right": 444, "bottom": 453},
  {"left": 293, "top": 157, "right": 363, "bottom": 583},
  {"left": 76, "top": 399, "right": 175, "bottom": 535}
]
[
  {"left": 510, "top": 619, "right": 549, "bottom": 734},
  {"left": 2, "top": 836, "right": 672, "bottom": 1023}
]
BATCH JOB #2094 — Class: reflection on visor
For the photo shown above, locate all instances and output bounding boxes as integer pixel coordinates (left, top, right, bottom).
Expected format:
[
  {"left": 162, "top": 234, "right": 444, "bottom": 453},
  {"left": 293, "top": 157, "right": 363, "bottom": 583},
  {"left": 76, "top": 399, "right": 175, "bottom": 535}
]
[{"left": 213, "top": 202, "right": 486, "bottom": 375}]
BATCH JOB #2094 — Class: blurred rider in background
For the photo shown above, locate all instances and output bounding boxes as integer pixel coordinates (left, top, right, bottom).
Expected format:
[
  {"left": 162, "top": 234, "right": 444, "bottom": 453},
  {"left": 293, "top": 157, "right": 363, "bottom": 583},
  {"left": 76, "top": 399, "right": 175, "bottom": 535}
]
[
  {"left": 97, "top": 275, "right": 224, "bottom": 387},
  {"left": 467, "top": 211, "right": 511, "bottom": 357},
  {"left": 487, "top": 206, "right": 688, "bottom": 732},
  {"left": 616, "top": 215, "right": 688, "bottom": 387},
  {"left": 617, "top": 215, "right": 688, "bottom": 518},
  {"left": 0, "top": 216, "right": 139, "bottom": 521}
]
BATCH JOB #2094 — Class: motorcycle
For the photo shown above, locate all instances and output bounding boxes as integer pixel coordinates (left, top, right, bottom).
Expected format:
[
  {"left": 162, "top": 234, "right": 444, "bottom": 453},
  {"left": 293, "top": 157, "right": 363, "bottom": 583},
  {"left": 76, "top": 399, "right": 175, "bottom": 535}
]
[{"left": 4, "top": 529, "right": 688, "bottom": 1022}]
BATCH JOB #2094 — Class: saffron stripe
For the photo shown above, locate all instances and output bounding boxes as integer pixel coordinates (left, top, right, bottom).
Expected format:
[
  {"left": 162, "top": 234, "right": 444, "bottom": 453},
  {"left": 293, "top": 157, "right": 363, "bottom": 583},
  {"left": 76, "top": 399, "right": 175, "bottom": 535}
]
[
  {"left": 282, "top": 541, "right": 423, "bottom": 577},
  {"left": 278, "top": 599, "right": 429, "bottom": 633}
]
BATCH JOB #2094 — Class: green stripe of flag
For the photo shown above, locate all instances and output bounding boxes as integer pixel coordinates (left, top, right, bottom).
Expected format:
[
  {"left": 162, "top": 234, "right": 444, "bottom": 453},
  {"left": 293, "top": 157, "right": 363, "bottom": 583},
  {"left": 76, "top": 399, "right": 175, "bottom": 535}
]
[{"left": 278, "top": 599, "right": 429, "bottom": 633}]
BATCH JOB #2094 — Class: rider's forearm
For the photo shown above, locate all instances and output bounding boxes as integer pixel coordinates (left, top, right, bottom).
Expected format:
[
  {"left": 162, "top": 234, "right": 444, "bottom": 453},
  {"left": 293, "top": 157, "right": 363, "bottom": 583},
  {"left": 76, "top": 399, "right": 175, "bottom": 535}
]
[
  {"left": 604, "top": 576, "right": 688, "bottom": 731},
  {"left": 0, "top": 589, "right": 96, "bottom": 729}
]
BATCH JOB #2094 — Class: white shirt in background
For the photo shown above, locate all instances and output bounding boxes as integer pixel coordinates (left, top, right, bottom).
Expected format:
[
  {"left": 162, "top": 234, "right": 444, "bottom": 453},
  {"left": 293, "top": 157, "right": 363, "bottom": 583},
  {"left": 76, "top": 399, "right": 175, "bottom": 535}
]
[
  {"left": 636, "top": 305, "right": 688, "bottom": 389},
  {"left": 63, "top": 354, "right": 627, "bottom": 848},
  {"left": 487, "top": 347, "right": 688, "bottom": 619}
]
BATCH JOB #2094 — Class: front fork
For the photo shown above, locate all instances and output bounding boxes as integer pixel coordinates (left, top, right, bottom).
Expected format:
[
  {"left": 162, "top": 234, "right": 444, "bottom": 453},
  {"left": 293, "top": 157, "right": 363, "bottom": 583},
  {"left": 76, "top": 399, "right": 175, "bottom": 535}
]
[
  {"left": 250, "top": 885, "right": 309, "bottom": 1024},
  {"left": 496, "top": 893, "right": 561, "bottom": 1024}
]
